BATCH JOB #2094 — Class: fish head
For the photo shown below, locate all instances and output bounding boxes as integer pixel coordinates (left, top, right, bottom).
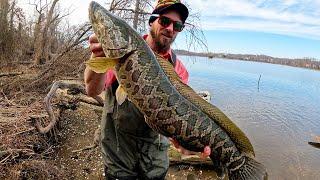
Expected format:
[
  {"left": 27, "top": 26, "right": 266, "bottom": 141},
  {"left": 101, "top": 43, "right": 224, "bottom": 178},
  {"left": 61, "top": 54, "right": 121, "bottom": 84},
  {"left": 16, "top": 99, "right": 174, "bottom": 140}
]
[{"left": 89, "top": 1, "right": 140, "bottom": 59}]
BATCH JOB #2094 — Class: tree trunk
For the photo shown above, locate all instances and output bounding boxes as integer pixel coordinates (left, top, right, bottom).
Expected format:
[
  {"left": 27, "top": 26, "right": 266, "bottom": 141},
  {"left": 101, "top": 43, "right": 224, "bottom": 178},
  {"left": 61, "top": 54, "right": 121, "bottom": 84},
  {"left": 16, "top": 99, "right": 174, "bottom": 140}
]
[
  {"left": 9, "top": 0, "right": 16, "bottom": 32},
  {"left": 33, "top": 0, "right": 59, "bottom": 65},
  {"left": 0, "top": 0, "right": 9, "bottom": 54},
  {"left": 132, "top": 0, "right": 140, "bottom": 30}
]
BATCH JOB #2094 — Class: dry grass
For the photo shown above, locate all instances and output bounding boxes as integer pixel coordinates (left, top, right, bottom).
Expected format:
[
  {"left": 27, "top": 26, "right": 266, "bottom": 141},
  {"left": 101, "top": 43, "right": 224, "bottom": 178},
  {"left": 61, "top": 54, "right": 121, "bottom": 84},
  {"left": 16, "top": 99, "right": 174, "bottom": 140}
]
[
  {"left": 0, "top": 47, "right": 90, "bottom": 179},
  {"left": 4, "top": 160, "right": 65, "bottom": 180},
  {"left": 0, "top": 98, "right": 61, "bottom": 179}
]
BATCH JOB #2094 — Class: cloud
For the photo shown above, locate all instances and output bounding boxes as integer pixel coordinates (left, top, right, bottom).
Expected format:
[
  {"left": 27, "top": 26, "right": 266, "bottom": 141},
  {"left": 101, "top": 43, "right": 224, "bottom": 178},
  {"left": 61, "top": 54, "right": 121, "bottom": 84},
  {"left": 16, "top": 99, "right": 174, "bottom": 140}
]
[{"left": 188, "top": 0, "right": 320, "bottom": 40}]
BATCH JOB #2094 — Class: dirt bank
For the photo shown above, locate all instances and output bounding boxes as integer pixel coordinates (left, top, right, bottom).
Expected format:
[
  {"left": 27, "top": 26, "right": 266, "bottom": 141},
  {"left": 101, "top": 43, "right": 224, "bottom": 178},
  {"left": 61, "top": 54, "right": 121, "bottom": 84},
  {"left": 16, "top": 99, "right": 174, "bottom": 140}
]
[{"left": 0, "top": 65, "right": 217, "bottom": 180}]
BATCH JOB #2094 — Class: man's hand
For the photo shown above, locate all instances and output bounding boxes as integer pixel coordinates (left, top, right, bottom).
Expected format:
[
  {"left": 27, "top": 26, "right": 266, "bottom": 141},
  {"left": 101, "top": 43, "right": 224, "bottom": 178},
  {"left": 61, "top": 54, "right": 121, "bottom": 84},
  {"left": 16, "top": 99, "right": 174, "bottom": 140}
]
[
  {"left": 85, "top": 34, "right": 107, "bottom": 97},
  {"left": 169, "top": 138, "right": 211, "bottom": 159},
  {"left": 89, "top": 34, "right": 105, "bottom": 57}
]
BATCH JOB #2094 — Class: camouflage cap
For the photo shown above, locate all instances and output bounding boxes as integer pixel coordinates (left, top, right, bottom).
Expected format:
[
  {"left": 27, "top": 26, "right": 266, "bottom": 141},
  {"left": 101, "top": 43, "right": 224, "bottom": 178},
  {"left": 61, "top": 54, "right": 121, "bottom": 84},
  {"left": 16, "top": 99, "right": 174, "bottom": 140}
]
[{"left": 149, "top": 0, "right": 189, "bottom": 24}]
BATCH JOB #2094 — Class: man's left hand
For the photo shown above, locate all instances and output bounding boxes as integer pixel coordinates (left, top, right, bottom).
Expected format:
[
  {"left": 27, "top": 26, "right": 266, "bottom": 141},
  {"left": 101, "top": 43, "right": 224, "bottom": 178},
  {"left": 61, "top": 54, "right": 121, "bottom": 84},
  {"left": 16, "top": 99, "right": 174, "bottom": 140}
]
[{"left": 169, "top": 138, "right": 211, "bottom": 159}]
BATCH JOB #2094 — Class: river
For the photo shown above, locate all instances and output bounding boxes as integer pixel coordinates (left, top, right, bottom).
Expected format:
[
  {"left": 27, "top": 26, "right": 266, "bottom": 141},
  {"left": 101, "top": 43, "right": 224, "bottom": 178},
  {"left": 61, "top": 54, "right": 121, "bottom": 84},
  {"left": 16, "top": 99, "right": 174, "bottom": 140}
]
[{"left": 181, "top": 56, "right": 320, "bottom": 179}]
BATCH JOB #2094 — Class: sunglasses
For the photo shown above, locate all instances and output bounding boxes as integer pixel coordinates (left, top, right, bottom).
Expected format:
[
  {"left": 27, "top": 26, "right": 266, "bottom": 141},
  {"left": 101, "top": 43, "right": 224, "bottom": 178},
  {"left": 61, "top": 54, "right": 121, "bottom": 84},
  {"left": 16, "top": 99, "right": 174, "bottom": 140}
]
[{"left": 157, "top": 16, "right": 185, "bottom": 32}]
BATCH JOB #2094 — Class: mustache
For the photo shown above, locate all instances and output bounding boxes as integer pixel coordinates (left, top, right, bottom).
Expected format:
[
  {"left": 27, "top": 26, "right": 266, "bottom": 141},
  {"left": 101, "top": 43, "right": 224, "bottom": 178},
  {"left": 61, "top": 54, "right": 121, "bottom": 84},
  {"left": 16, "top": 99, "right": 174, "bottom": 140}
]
[{"left": 162, "top": 29, "right": 173, "bottom": 38}]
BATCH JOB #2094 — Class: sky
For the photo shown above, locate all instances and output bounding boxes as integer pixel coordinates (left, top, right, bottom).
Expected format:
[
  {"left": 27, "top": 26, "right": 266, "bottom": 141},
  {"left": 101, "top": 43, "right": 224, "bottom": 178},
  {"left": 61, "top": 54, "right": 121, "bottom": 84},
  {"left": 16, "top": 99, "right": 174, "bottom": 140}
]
[{"left": 17, "top": 0, "right": 320, "bottom": 59}]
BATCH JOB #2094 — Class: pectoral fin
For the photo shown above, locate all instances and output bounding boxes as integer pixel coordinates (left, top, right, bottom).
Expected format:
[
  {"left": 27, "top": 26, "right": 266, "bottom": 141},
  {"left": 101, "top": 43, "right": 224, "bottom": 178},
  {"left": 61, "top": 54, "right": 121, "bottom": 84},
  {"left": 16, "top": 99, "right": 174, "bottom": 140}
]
[
  {"left": 85, "top": 57, "right": 119, "bottom": 73},
  {"left": 115, "top": 85, "right": 127, "bottom": 105}
]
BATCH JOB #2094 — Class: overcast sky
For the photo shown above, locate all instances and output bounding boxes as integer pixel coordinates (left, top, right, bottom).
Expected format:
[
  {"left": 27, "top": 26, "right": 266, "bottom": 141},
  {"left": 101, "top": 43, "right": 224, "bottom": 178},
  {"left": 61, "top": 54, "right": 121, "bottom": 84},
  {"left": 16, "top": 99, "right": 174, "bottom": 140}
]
[{"left": 17, "top": 0, "right": 320, "bottom": 59}]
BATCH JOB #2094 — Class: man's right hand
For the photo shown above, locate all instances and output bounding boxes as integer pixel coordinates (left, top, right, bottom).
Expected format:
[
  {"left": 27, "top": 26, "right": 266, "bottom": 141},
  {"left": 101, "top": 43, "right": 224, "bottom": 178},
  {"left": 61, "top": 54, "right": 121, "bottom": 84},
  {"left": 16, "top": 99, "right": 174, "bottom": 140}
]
[
  {"left": 89, "top": 34, "right": 105, "bottom": 57},
  {"left": 85, "top": 34, "right": 107, "bottom": 97}
]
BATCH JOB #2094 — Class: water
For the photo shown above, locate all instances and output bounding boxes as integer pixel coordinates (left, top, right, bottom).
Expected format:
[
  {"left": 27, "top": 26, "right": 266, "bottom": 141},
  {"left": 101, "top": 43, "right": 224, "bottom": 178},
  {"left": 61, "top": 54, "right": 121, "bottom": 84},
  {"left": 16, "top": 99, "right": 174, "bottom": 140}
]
[{"left": 181, "top": 56, "right": 320, "bottom": 179}]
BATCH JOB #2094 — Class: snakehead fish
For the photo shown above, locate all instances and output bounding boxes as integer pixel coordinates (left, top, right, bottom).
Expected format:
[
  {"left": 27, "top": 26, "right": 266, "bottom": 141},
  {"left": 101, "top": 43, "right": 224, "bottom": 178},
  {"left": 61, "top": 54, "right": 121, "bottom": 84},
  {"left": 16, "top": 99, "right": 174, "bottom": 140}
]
[{"left": 88, "top": 1, "right": 267, "bottom": 179}]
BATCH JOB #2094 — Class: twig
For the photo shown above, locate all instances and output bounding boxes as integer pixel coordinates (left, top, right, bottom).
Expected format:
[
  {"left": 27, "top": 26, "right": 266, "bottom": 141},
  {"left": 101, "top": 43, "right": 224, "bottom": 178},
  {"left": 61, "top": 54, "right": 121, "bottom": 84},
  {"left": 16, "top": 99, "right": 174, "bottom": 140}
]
[
  {"left": 85, "top": 148, "right": 95, "bottom": 160},
  {"left": 0, "top": 148, "right": 35, "bottom": 164},
  {"left": 71, "top": 144, "right": 97, "bottom": 153},
  {"left": 1, "top": 148, "right": 35, "bottom": 154},
  {"left": 9, "top": 128, "right": 36, "bottom": 137},
  {"left": 0, "top": 89, "right": 14, "bottom": 106},
  {"left": 0, "top": 72, "right": 23, "bottom": 77},
  {"left": 0, "top": 153, "right": 12, "bottom": 164},
  {"left": 41, "top": 145, "right": 54, "bottom": 156},
  {"left": 111, "top": 8, "right": 151, "bottom": 15}
]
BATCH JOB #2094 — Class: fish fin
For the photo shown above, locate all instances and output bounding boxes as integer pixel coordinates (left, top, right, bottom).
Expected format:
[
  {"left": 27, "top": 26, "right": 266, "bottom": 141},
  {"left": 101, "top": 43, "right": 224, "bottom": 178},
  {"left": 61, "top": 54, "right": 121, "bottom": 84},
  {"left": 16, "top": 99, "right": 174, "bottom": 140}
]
[
  {"left": 308, "top": 142, "right": 320, "bottom": 149},
  {"left": 156, "top": 55, "right": 255, "bottom": 157},
  {"left": 115, "top": 85, "right": 127, "bottom": 105},
  {"left": 210, "top": 158, "right": 226, "bottom": 179},
  {"left": 228, "top": 157, "right": 268, "bottom": 180},
  {"left": 85, "top": 57, "right": 119, "bottom": 73}
]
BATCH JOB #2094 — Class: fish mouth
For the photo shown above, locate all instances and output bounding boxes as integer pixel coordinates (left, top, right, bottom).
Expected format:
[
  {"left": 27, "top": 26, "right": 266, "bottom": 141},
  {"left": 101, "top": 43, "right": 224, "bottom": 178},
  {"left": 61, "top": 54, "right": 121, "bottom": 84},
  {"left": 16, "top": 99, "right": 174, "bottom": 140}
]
[
  {"left": 89, "top": 1, "right": 110, "bottom": 19},
  {"left": 89, "top": 1, "right": 131, "bottom": 59}
]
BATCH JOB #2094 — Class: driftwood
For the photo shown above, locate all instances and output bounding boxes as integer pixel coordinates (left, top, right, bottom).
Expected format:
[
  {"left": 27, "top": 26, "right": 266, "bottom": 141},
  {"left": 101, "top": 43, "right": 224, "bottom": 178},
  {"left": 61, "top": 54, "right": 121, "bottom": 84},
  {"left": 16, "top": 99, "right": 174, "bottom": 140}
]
[
  {"left": 31, "top": 80, "right": 104, "bottom": 134},
  {"left": 308, "top": 135, "right": 320, "bottom": 149},
  {"left": 308, "top": 142, "right": 320, "bottom": 149},
  {"left": 0, "top": 72, "right": 23, "bottom": 77}
]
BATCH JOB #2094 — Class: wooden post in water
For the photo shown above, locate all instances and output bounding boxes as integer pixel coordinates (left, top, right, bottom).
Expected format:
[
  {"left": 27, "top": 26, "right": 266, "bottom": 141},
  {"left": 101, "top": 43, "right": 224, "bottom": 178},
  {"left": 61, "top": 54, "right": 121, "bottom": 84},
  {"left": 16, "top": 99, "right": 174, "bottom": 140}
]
[{"left": 257, "top": 74, "right": 261, "bottom": 92}]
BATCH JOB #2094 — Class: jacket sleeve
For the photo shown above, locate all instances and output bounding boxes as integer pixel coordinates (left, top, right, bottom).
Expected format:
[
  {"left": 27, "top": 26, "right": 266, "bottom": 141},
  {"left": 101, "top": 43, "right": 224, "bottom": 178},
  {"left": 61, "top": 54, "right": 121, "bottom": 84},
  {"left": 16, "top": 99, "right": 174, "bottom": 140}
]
[{"left": 174, "top": 59, "right": 189, "bottom": 85}]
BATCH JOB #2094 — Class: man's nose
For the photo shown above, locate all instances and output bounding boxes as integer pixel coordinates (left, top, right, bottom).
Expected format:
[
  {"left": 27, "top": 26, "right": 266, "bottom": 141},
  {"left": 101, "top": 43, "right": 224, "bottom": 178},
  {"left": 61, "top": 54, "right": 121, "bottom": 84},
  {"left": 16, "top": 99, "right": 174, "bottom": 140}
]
[{"left": 165, "top": 22, "right": 174, "bottom": 32}]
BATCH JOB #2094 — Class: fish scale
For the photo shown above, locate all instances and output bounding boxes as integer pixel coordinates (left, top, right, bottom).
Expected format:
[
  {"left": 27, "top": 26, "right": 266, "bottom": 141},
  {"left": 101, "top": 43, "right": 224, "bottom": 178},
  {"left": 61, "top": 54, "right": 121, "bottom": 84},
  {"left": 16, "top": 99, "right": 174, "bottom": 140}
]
[{"left": 88, "top": 1, "right": 268, "bottom": 179}]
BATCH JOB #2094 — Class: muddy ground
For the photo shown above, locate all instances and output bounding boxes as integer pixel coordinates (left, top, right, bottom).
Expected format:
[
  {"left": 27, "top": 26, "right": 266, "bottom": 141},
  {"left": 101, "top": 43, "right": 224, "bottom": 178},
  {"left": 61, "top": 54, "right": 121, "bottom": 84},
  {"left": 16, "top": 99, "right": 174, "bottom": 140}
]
[{"left": 0, "top": 65, "right": 217, "bottom": 180}]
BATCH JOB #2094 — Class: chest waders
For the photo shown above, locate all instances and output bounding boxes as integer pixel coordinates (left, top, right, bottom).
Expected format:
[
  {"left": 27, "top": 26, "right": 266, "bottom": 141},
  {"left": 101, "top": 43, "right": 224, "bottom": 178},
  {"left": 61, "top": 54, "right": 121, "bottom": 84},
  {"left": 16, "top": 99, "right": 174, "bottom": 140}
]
[{"left": 100, "top": 52, "right": 177, "bottom": 179}]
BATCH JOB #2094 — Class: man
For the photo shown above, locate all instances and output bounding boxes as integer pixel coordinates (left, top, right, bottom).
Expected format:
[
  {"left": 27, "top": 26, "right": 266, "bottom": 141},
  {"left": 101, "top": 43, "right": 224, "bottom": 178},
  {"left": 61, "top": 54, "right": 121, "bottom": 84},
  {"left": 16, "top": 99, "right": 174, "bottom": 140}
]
[{"left": 85, "top": 0, "right": 210, "bottom": 179}]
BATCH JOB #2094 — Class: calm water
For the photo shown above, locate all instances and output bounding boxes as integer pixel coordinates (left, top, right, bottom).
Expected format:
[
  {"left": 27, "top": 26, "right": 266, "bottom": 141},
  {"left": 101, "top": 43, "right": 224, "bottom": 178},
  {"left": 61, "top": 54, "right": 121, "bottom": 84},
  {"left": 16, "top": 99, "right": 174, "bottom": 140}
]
[{"left": 181, "top": 56, "right": 320, "bottom": 180}]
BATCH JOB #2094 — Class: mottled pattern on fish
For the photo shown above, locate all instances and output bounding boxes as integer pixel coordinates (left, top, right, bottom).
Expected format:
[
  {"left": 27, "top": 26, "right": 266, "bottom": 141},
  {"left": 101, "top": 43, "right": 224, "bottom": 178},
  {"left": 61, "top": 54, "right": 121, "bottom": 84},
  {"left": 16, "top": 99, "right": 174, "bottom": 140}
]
[{"left": 89, "top": 2, "right": 267, "bottom": 179}]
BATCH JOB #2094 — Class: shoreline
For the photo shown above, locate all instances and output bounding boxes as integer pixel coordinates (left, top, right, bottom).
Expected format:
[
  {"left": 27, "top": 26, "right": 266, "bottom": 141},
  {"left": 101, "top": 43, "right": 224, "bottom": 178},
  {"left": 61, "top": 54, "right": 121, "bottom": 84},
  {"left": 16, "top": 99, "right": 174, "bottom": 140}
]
[{"left": 175, "top": 49, "right": 320, "bottom": 71}]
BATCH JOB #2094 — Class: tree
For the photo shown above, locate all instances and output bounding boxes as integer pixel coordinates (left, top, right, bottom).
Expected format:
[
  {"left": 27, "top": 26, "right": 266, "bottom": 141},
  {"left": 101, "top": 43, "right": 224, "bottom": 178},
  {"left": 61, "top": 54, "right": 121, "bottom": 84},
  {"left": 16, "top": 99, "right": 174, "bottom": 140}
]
[
  {"left": 107, "top": 0, "right": 208, "bottom": 51},
  {"left": 32, "top": 0, "right": 60, "bottom": 64},
  {"left": 0, "top": 0, "right": 10, "bottom": 56},
  {"left": 0, "top": 0, "right": 27, "bottom": 63}
]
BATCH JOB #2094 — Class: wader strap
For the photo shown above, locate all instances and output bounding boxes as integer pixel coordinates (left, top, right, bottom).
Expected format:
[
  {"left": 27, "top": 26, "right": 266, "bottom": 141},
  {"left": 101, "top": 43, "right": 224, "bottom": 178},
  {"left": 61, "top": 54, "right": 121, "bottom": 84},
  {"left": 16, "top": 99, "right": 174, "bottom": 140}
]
[
  {"left": 105, "top": 87, "right": 115, "bottom": 114},
  {"left": 104, "top": 86, "right": 120, "bottom": 151},
  {"left": 170, "top": 50, "right": 177, "bottom": 67}
]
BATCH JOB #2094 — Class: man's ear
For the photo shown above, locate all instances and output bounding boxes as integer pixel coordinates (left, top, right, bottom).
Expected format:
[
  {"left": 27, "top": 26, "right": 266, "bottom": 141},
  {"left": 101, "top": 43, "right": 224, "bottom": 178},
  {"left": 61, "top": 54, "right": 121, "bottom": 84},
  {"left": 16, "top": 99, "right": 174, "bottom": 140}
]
[{"left": 149, "top": 15, "right": 158, "bottom": 26}]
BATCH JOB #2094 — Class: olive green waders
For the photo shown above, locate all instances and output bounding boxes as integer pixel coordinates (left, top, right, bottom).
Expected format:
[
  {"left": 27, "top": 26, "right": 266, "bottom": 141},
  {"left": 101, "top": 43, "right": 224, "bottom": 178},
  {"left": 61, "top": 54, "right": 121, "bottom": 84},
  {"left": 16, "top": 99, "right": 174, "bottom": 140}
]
[{"left": 101, "top": 82, "right": 170, "bottom": 180}]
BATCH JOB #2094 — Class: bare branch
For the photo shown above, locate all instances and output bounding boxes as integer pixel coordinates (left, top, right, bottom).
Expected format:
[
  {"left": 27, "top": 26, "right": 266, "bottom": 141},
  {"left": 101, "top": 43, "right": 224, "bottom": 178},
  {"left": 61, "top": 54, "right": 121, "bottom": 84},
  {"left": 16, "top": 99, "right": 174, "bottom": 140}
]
[{"left": 111, "top": 8, "right": 151, "bottom": 15}]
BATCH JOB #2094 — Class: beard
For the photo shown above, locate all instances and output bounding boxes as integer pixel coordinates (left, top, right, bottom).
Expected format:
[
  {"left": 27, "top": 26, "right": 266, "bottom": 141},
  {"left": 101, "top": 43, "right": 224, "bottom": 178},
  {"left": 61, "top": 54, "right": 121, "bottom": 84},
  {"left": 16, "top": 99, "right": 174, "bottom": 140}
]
[{"left": 150, "top": 28, "right": 176, "bottom": 53}]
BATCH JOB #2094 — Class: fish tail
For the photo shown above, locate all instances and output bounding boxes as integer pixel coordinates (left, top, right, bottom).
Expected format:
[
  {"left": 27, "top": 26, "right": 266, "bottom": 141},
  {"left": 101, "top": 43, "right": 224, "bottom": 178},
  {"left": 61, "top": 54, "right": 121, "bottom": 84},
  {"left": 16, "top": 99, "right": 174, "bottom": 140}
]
[{"left": 228, "top": 157, "right": 268, "bottom": 180}]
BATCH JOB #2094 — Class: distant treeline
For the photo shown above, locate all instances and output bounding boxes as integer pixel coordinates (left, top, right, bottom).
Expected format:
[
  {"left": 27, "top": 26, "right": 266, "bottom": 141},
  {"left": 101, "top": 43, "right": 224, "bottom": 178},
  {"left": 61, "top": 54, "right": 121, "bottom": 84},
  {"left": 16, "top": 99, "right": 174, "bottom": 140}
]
[{"left": 175, "top": 49, "right": 320, "bottom": 71}]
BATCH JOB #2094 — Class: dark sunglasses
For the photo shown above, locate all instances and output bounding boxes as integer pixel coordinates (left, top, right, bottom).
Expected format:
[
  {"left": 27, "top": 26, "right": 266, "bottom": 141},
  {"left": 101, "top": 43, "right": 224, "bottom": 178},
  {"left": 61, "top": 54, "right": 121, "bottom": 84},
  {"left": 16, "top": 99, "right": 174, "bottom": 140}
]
[{"left": 157, "top": 16, "right": 185, "bottom": 32}]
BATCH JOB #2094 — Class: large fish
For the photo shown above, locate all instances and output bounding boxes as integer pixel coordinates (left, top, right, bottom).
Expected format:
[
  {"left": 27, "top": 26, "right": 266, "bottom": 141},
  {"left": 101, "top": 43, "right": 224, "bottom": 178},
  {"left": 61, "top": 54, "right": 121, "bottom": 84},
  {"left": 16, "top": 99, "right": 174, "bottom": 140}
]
[{"left": 87, "top": 1, "right": 267, "bottom": 179}]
